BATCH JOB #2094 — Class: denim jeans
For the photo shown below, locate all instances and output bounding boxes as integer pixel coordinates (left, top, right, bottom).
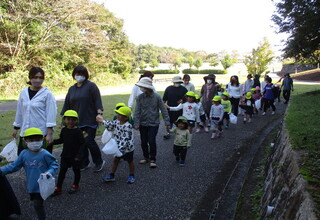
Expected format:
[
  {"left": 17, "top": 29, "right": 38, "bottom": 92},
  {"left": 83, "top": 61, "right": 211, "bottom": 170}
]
[
  {"left": 81, "top": 126, "right": 103, "bottom": 167},
  {"left": 139, "top": 126, "right": 159, "bottom": 161}
]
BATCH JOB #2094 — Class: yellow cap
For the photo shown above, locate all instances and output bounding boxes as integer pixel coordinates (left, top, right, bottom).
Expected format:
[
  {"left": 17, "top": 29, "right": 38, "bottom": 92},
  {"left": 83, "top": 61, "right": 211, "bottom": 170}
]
[
  {"left": 24, "top": 127, "right": 43, "bottom": 137},
  {"left": 212, "top": 96, "right": 221, "bottom": 102},
  {"left": 115, "top": 106, "right": 131, "bottom": 118},
  {"left": 63, "top": 110, "right": 78, "bottom": 118},
  {"left": 246, "top": 92, "right": 252, "bottom": 99},
  {"left": 115, "top": 102, "right": 126, "bottom": 109},
  {"left": 195, "top": 95, "right": 200, "bottom": 100},
  {"left": 222, "top": 92, "right": 229, "bottom": 97},
  {"left": 175, "top": 116, "right": 188, "bottom": 124},
  {"left": 185, "top": 91, "right": 196, "bottom": 97},
  {"left": 250, "top": 88, "right": 256, "bottom": 92}
]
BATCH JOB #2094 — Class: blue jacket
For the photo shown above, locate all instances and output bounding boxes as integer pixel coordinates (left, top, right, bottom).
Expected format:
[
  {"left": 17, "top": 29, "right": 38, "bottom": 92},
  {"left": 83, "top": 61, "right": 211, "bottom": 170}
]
[{"left": 0, "top": 149, "right": 58, "bottom": 194}]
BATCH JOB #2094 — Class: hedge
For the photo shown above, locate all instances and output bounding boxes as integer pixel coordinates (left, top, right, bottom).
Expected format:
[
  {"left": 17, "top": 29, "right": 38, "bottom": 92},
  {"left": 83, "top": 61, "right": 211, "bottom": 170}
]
[
  {"left": 139, "top": 69, "right": 180, "bottom": 74},
  {"left": 182, "top": 68, "right": 227, "bottom": 74}
]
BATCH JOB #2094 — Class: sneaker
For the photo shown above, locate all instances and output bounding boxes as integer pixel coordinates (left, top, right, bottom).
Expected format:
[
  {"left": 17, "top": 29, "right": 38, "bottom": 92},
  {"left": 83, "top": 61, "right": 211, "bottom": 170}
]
[
  {"left": 103, "top": 174, "right": 115, "bottom": 182},
  {"left": 179, "top": 160, "right": 185, "bottom": 167},
  {"left": 68, "top": 185, "right": 79, "bottom": 194},
  {"left": 272, "top": 111, "right": 275, "bottom": 115},
  {"left": 262, "top": 112, "right": 266, "bottom": 116},
  {"left": 163, "top": 133, "right": 171, "bottom": 139},
  {"left": 94, "top": 160, "right": 105, "bottom": 173},
  {"left": 217, "top": 131, "right": 223, "bottom": 138},
  {"left": 52, "top": 187, "right": 62, "bottom": 196},
  {"left": 80, "top": 163, "right": 90, "bottom": 171},
  {"left": 149, "top": 161, "right": 157, "bottom": 168},
  {"left": 243, "top": 118, "right": 247, "bottom": 123},
  {"left": 195, "top": 128, "right": 201, "bottom": 133},
  {"left": 211, "top": 133, "right": 217, "bottom": 140},
  {"left": 204, "top": 127, "right": 209, "bottom": 132},
  {"left": 127, "top": 175, "right": 135, "bottom": 184},
  {"left": 175, "top": 156, "right": 180, "bottom": 162},
  {"left": 139, "top": 158, "right": 149, "bottom": 164}
]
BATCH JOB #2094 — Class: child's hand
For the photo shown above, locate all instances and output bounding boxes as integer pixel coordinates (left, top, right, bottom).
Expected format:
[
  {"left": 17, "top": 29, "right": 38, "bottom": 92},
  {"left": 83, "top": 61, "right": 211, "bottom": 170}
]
[
  {"left": 164, "top": 104, "right": 170, "bottom": 109},
  {"left": 134, "top": 125, "right": 140, "bottom": 130},
  {"left": 74, "top": 158, "right": 80, "bottom": 161},
  {"left": 96, "top": 115, "right": 104, "bottom": 123}
]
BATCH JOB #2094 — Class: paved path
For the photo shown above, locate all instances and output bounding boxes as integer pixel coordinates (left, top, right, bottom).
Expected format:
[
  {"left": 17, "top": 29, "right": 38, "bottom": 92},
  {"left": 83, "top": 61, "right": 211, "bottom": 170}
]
[{"left": 5, "top": 100, "right": 288, "bottom": 219}]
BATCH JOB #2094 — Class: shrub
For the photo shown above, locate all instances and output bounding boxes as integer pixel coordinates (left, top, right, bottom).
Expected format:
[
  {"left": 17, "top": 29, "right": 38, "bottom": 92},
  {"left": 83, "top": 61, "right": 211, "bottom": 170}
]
[
  {"left": 199, "top": 69, "right": 227, "bottom": 74},
  {"left": 182, "top": 69, "right": 199, "bottom": 74},
  {"left": 139, "top": 69, "right": 180, "bottom": 74}
]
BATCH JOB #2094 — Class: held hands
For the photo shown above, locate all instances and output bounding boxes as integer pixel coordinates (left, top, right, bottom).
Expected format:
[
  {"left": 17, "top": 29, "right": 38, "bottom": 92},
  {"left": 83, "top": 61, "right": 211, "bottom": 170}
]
[
  {"left": 134, "top": 126, "right": 140, "bottom": 130},
  {"left": 96, "top": 115, "right": 104, "bottom": 123},
  {"left": 164, "top": 104, "right": 170, "bottom": 109},
  {"left": 12, "top": 129, "right": 18, "bottom": 139}
]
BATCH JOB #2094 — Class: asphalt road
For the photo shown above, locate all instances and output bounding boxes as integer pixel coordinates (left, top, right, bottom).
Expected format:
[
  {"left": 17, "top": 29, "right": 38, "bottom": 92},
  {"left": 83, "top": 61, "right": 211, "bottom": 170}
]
[{"left": 4, "top": 100, "right": 287, "bottom": 220}]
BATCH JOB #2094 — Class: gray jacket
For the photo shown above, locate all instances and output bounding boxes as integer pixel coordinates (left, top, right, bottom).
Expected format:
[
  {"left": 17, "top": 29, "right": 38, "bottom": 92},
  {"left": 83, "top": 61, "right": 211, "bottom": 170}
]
[{"left": 134, "top": 92, "right": 170, "bottom": 127}]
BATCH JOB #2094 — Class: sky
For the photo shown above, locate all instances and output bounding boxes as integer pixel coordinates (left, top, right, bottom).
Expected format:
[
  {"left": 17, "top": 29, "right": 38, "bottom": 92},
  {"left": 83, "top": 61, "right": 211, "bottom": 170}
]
[{"left": 93, "top": 0, "right": 287, "bottom": 55}]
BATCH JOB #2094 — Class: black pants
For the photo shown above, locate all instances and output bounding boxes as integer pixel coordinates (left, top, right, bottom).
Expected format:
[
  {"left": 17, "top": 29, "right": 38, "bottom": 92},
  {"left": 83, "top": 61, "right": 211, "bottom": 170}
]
[
  {"left": 139, "top": 125, "right": 159, "bottom": 161},
  {"left": 30, "top": 193, "right": 45, "bottom": 220},
  {"left": 57, "top": 158, "right": 81, "bottom": 188},
  {"left": 283, "top": 90, "right": 291, "bottom": 102},
  {"left": 230, "top": 97, "right": 240, "bottom": 116},
  {"left": 173, "top": 145, "right": 188, "bottom": 161},
  {"left": 81, "top": 126, "right": 103, "bottom": 168},
  {"left": 263, "top": 98, "right": 276, "bottom": 112}
]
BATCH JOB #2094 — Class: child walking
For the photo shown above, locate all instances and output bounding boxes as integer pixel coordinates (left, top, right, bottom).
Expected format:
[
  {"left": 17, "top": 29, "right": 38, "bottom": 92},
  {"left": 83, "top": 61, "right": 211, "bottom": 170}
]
[
  {"left": 209, "top": 96, "right": 224, "bottom": 139},
  {"left": 169, "top": 116, "right": 191, "bottom": 166},
  {"left": 195, "top": 94, "right": 209, "bottom": 133},
  {"left": 0, "top": 128, "right": 58, "bottom": 220},
  {"left": 221, "top": 92, "right": 232, "bottom": 129},
  {"left": 50, "top": 110, "right": 85, "bottom": 195},
  {"left": 166, "top": 91, "right": 200, "bottom": 136},
  {"left": 97, "top": 106, "right": 135, "bottom": 183},
  {"left": 240, "top": 92, "right": 255, "bottom": 123}
]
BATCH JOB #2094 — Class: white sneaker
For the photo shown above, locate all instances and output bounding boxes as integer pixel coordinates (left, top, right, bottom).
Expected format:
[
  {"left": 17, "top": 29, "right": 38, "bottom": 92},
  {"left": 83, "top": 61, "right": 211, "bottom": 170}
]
[
  {"left": 204, "top": 127, "right": 209, "bottom": 132},
  {"left": 262, "top": 112, "right": 266, "bottom": 116},
  {"left": 272, "top": 111, "right": 275, "bottom": 115},
  {"left": 195, "top": 128, "right": 201, "bottom": 133}
]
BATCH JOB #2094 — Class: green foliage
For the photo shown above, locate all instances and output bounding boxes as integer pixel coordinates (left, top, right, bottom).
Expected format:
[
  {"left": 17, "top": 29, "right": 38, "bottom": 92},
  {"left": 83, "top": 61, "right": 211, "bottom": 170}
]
[
  {"left": 149, "top": 58, "right": 159, "bottom": 69},
  {"left": 194, "top": 58, "right": 203, "bottom": 69},
  {"left": 272, "top": 0, "right": 320, "bottom": 61},
  {"left": 182, "top": 69, "right": 199, "bottom": 74},
  {"left": 221, "top": 55, "right": 234, "bottom": 70},
  {"left": 187, "top": 56, "right": 194, "bottom": 68},
  {"left": 139, "top": 69, "right": 180, "bottom": 74},
  {"left": 173, "top": 57, "right": 182, "bottom": 69},
  {"left": 244, "top": 38, "right": 274, "bottom": 75},
  {"left": 199, "top": 69, "right": 227, "bottom": 74}
]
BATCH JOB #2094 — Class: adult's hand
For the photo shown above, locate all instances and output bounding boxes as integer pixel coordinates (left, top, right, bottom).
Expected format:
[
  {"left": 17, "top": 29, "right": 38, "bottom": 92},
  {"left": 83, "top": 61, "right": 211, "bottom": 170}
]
[
  {"left": 12, "top": 129, "right": 18, "bottom": 139},
  {"left": 46, "top": 128, "right": 54, "bottom": 144}
]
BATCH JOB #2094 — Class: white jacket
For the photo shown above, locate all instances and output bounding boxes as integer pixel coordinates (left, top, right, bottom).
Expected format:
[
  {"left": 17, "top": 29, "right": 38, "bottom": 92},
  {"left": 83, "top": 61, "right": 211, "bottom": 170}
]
[
  {"left": 226, "top": 83, "right": 243, "bottom": 98},
  {"left": 128, "top": 85, "right": 157, "bottom": 108},
  {"left": 169, "top": 102, "right": 200, "bottom": 122},
  {"left": 13, "top": 87, "right": 57, "bottom": 136}
]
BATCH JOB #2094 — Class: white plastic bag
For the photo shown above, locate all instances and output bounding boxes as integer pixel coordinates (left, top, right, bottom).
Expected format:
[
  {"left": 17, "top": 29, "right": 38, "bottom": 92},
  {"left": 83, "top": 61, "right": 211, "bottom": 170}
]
[
  {"left": 230, "top": 113, "right": 238, "bottom": 124},
  {"left": 102, "top": 138, "right": 122, "bottom": 157},
  {"left": 255, "top": 99, "right": 261, "bottom": 109},
  {"left": 101, "top": 129, "right": 112, "bottom": 144},
  {"left": 37, "top": 173, "right": 55, "bottom": 200},
  {"left": 0, "top": 139, "right": 18, "bottom": 162}
]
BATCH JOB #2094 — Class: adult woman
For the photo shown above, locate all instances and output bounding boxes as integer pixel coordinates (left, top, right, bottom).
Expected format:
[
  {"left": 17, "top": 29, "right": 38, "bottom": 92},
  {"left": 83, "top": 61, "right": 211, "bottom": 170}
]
[
  {"left": 13, "top": 67, "right": 57, "bottom": 155},
  {"left": 61, "top": 65, "right": 105, "bottom": 172},
  {"left": 182, "top": 74, "right": 195, "bottom": 92},
  {"left": 127, "top": 71, "right": 154, "bottom": 109},
  {"left": 200, "top": 74, "right": 220, "bottom": 118},
  {"left": 226, "top": 75, "right": 243, "bottom": 116}
]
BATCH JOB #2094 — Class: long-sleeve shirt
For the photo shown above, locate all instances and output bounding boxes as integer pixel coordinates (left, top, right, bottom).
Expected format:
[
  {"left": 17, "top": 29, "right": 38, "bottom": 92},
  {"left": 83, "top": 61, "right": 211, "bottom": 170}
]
[
  {"left": 61, "top": 80, "right": 103, "bottom": 127},
  {"left": 52, "top": 127, "right": 85, "bottom": 159},
  {"left": 221, "top": 100, "right": 232, "bottom": 113},
  {"left": 243, "top": 80, "right": 254, "bottom": 93},
  {"left": 197, "top": 102, "right": 205, "bottom": 116},
  {"left": 0, "top": 149, "right": 58, "bottom": 193},
  {"left": 169, "top": 127, "right": 191, "bottom": 147},
  {"left": 102, "top": 120, "right": 134, "bottom": 154},
  {"left": 209, "top": 104, "right": 224, "bottom": 121},
  {"left": 127, "top": 85, "right": 157, "bottom": 109},
  {"left": 134, "top": 92, "right": 170, "bottom": 127},
  {"left": 263, "top": 83, "right": 275, "bottom": 100},
  {"left": 169, "top": 102, "right": 200, "bottom": 122},
  {"left": 281, "top": 77, "right": 293, "bottom": 91},
  {"left": 226, "top": 83, "right": 243, "bottom": 99},
  {"left": 182, "top": 82, "right": 195, "bottom": 92},
  {"left": 13, "top": 87, "right": 57, "bottom": 137}
]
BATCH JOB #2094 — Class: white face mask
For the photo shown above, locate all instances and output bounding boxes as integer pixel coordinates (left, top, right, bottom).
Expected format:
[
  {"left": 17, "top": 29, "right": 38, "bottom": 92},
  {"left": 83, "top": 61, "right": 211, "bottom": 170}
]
[
  {"left": 75, "top": 75, "right": 86, "bottom": 83},
  {"left": 207, "top": 80, "right": 212, "bottom": 84},
  {"left": 174, "top": 83, "right": 180, "bottom": 87},
  {"left": 140, "top": 87, "right": 147, "bottom": 93},
  {"left": 27, "top": 141, "right": 43, "bottom": 151}
]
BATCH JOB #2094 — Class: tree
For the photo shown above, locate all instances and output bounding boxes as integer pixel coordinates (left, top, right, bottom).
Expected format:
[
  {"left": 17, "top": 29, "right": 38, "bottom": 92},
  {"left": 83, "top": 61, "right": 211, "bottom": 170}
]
[
  {"left": 173, "top": 57, "right": 182, "bottom": 69},
  {"left": 149, "top": 58, "right": 159, "bottom": 69},
  {"left": 221, "top": 55, "right": 234, "bottom": 70},
  {"left": 187, "top": 56, "right": 194, "bottom": 68},
  {"left": 244, "top": 38, "right": 274, "bottom": 75},
  {"left": 194, "top": 58, "right": 203, "bottom": 70},
  {"left": 272, "top": 0, "right": 320, "bottom": 62}
]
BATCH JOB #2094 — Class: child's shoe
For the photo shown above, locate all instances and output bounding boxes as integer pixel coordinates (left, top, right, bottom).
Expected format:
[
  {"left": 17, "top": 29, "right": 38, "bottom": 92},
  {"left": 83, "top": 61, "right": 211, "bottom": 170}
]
[
  {"left": 217, "top": 131, "right": 223, "bottom": 138},
  {"left": 179, "top": 160, "right": 185, "bottom": 167},
  {"left": 248, "top": 118, "right": 252, "bottom": 123},
  {"left": 262, "top": 112, "right": 266, "bottom": 116},
  {"left": 243, "top": 117, "right": 247, "bottom": 123},
  {"left": 163, "top": 132, "right": 171, "bottom": 139},
  {"left": 211, "top": 133, "right": 217, "bottom": 140},
  {"left": 68, "top": 185, "right": 79, "bottom": 194},
  {"left": 272, "top": 111, "right": 275, "bottom": 115},
  {"left": 195, "top": 128, "right": 201, "bottom": 133},
  {"left": 127, "top": 175, "right": 135, "bottom": 184},
  {"left": 103, "top": 174, "right": 115, "bottom": 182},
  {"left": 52, "top": 187, "right": 62, "bottom": 196},
  {"left": 204, "top": 127, "right": 209, "bottom": 132},
  {"left": 139, "top": 158, "right": 149, "bottom": 164}
]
